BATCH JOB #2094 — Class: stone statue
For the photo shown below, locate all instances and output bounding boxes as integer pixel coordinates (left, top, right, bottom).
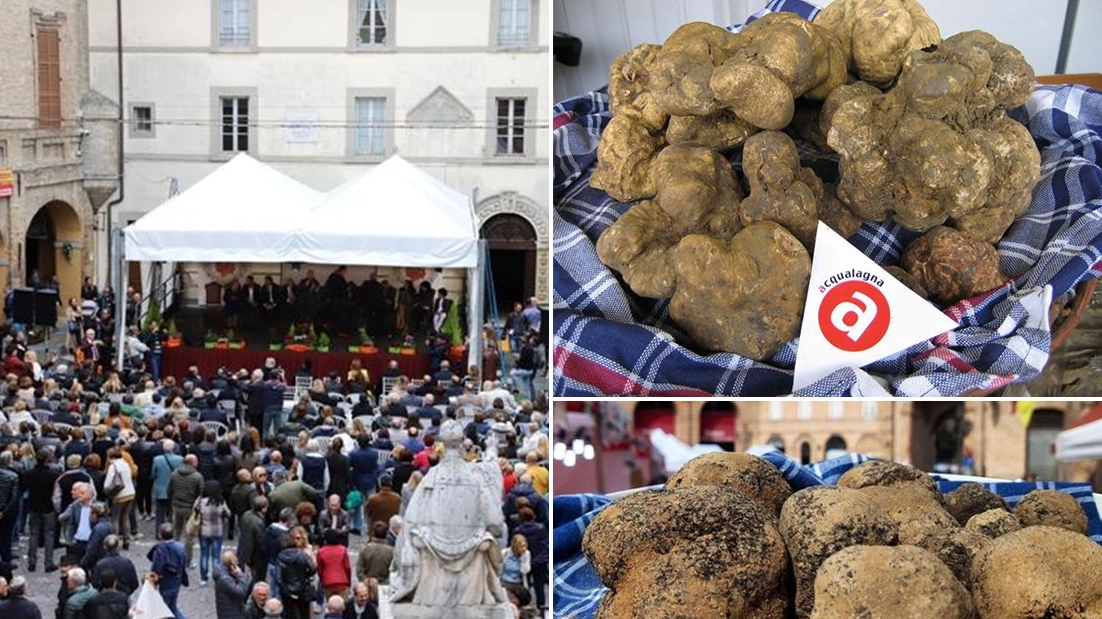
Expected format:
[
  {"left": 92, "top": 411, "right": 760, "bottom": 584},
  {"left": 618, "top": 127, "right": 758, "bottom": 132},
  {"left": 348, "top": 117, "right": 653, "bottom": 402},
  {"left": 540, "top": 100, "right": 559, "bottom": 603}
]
[{"left": 391, "top": 419, "right": 511, "bottom": 619}]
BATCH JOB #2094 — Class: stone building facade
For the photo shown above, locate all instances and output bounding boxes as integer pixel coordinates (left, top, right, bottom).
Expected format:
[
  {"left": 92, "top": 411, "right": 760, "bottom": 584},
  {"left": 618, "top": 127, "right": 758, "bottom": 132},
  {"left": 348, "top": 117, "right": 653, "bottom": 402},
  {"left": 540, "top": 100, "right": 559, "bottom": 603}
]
[
  {"left": 86, "top": 0, "right": 549, "bottom": 312},
  {"left": 554, "top": 400, "right": 1101, "bottom": 494},
  {"left": 0, "top": 0, "right": 118, "bottom": 313}
]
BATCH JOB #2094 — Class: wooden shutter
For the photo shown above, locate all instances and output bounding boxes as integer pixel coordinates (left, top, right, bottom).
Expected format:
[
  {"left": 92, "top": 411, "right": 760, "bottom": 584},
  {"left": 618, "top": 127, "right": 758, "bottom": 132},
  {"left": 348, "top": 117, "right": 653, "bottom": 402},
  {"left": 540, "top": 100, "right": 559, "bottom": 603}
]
[{"left": 37, "top": 29, "right": 61, "bottom": 129}]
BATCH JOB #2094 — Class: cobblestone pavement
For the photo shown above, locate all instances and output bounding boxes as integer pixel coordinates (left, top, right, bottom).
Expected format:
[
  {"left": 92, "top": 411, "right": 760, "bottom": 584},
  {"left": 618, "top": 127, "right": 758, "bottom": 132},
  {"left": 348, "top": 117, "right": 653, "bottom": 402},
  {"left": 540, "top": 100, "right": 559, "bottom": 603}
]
[{"left": 13, "top": 515, "right": 395, "bottom": 619}]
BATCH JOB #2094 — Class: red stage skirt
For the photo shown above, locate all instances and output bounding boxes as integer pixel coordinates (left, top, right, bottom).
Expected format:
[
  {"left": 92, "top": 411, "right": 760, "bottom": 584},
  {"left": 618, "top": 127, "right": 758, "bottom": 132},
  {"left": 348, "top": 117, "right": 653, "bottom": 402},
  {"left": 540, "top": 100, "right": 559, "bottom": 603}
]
[{"left": 162, "top": 347, "right": 428, "bottom": 384}]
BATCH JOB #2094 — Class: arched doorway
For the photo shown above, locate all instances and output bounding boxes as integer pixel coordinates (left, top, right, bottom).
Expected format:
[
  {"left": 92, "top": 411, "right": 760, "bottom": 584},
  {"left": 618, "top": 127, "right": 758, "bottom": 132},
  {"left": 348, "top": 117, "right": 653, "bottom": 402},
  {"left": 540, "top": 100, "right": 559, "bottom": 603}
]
[
  {"left": 700, "top": 401, "right": 737, "bottom": 451},
  {"left": 825, "top": 435, "right": 848, "bottom": 459},
  {"left": 908, "top": 402, "right": 967, "bottom": 472},
  {"left": 480, "top": 213, "right": 536, "bottom": 316},
  {"left": 632, "top": 401, "right": 677, "bottom": 436},
  {"left": 1027, "top": 409, "right": 1065, "bottom": 481},
  {"left": 799, "top": 441, "right": 811, "bottom": 465},
  {"left": 24, "top": 200, "right": 82, "bottom": 305}
]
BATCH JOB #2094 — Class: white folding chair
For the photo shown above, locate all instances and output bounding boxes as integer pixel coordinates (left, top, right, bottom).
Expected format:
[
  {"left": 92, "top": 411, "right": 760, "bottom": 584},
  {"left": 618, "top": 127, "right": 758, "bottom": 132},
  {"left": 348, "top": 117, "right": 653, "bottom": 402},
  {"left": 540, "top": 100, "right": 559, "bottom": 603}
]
[
  {"left": 31, "top": 410, "right": 53, "bottom": 425},
  {"left": 377, "top": 449, "right": 392, "bottom": 468},
  {"left": 294, "top": 376, "right": 312, "bottom": 399},
  {"left": 315, "top": 436, "right": 332, "bottom": 452},
  {"left": 381, "top": 377, "right": 400, "bottom": 395},
  {"left": 219, "top": 400, "right": 239, "bottom": 431},
  {"left": 201, "top": 421, "right": 229, "bottom": 438}
]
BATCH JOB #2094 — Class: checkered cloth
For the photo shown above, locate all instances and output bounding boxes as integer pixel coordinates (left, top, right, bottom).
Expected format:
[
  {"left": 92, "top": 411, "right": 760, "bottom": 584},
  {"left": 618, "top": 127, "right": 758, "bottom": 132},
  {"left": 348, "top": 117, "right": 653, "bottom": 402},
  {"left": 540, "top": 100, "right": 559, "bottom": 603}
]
[
  {"left": 552, "top": 452, "right": 1102, "bottom": 619},
  {"left": 552, "top": 0, "right": 1102, "bottom": 397}
]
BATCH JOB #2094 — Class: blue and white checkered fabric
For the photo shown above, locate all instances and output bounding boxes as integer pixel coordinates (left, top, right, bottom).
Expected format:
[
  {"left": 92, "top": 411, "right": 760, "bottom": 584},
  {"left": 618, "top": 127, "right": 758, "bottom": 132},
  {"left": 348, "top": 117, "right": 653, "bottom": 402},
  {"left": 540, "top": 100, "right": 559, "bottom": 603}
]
[
  {"left": 552, "top": 0, "right": 1102, "bottom": 397},
  {"left": 552, "top": 452, "right": 1102, "bottom": 619}
]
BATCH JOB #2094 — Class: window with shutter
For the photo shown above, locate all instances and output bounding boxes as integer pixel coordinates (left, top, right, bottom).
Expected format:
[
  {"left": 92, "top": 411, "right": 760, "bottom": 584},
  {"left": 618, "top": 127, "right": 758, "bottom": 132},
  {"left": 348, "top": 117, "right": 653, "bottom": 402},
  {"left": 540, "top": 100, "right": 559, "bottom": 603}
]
[{"left": 37, "top": 29, "right": 61, "bottom": 129}]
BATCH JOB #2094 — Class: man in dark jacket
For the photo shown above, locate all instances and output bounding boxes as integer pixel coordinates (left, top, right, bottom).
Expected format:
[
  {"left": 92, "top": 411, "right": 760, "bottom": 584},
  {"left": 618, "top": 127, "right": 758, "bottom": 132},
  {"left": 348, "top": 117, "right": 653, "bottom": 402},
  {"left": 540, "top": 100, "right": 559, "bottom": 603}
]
[
  {"left": 167, "top": 454, "right": 204, "bottom": 567},
  {"left": 263, "top": 508, "right": 294, "bottom": 599},
  {"left": 91, "top": 535, "right": 138, "bottom": 595},
  {"left": 0, "top": 451, "right": 20, "bottom": 565},
  {"left": 83, "top": 569, "right": 129, "bottom": 619},
  {"left": 276, "top": 532, "right": 316, "bottom": 619},
  {"left": 213, "top": 550, "right": 250, "bottom": 619},
  {"left": 243, "top": 582, "right": 270, "bottom": 619},
  {"left": 23, "top": 447, "right": 60, "bottom": 572},
  {"left": 230, "top": 468, "right": 256, "bottom": 514},
  {"left": 0, "top": 576, "right": 40, "bottom": 619},
  {"left": 239, "top": 496, "right": 269, "bottom": 587},
  {"left": 246, "top": 370, "right": 267, "bottom": 433},
  {"left": 79, "top": 503, "right": 113, "bottom": 571},
  {"left": 148, "top": 523, "right": 188, "bottom": 619}
]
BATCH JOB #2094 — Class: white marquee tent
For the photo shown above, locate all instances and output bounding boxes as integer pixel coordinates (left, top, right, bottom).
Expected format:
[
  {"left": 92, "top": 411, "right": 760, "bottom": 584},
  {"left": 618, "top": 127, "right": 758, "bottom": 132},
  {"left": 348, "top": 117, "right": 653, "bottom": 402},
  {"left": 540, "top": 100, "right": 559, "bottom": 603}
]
[
  {"left": 118, "top": 153, "right": 484, "bottom": 368},
  {"left": 300, "top": 155, "right": 479, "bottom": 267},
  {"left": 123, "top": 153, "right": 322, "bottom": 262}
]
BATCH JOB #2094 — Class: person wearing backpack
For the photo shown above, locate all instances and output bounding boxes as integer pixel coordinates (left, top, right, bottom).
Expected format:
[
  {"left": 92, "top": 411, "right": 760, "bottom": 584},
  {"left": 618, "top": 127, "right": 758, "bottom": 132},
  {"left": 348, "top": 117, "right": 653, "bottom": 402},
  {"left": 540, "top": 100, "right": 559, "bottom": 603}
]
[{"left": 148, "top": 522, "right": 189, "bottom": 619}]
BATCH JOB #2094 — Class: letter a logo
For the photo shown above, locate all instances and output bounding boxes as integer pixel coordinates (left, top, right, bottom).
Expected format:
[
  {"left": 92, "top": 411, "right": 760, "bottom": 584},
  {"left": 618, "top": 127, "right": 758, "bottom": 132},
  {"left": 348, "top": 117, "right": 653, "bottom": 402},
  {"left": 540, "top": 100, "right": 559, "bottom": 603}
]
[
  {"left": 819, "top": 281, "right": 890, "bottom": 352},
  {"left": 792, "top": 222, "right": 959, "bottom": 392}
]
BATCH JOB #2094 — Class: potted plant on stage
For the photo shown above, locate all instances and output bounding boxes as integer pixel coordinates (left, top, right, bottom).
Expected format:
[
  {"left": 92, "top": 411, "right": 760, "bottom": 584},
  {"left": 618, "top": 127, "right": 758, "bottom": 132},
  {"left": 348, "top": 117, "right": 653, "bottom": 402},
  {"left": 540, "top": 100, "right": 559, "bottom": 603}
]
[
  {"left": 165, "top": 319, "right": 183, "bottom": 349},
  {"left": 285, "top": 322, "right": 314, "bottom": 352},
  {"left": 350, "top": 328, "right": 377, "bottom": 354},
  {"left": 227, "top": 329, "right": 245, "bottom": 350},
  {"left": 268, "top": 328, "right": 282, "bottom": 351},
  {"left": 400, "top": 333, "right": 417, "bottom": 356},
  {"left": 203, "top": 330, "right": 217, "bottom": 349},
  {"left": 316, "top": 331, "right": 331, "bottom": 353}
]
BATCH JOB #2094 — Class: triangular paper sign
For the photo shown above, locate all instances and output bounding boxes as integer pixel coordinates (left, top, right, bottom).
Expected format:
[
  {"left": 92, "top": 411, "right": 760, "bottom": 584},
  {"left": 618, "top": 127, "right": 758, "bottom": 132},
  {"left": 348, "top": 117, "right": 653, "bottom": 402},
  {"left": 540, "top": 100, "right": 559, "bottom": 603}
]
[{"left": 792, "top": 222, "right": 959, "bottom": 391}]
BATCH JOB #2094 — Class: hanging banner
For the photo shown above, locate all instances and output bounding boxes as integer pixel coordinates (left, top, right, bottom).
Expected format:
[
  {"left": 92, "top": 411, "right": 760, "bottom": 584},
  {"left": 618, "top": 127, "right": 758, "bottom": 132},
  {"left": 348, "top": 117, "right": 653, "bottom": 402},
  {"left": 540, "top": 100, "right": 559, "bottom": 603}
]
[{"left": 0, "top": 169, "right": 14, "bottom": 198}]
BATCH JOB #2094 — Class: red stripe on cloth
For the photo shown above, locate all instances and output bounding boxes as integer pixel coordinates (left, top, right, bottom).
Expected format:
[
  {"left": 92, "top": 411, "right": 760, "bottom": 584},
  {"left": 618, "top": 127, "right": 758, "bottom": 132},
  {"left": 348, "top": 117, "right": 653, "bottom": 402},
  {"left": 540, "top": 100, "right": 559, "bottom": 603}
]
[
  {"left": 553, "top": 111, "right": 578, "bottom": 131},
  {"left": 557, "top": 348, "right": 712, "bottom": 396},
  {"left": 910, "top": 347, "right": 1017, "bottom": 390},
  {"left": 912, "top": 346, "right": 979, "bottom": 373}
]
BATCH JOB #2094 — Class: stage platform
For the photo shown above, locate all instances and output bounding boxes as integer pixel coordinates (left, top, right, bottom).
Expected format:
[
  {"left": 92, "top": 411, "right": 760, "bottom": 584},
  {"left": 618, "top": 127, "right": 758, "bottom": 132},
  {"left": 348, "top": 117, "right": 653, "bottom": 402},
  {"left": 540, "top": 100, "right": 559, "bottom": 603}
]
[
  {"left": 161, "top": 345, "right": 429, "bottom": 385},
  {"left": 159, "top": 306, "right": 439, "bottom": 383}
]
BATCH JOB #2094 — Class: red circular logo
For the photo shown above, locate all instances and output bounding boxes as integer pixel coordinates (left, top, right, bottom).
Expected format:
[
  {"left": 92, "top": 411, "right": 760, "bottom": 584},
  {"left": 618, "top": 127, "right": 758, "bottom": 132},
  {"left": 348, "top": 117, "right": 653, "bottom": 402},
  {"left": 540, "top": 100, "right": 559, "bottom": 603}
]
[{"left": 818, "top": 280, "right": 890, "bottom": 352}]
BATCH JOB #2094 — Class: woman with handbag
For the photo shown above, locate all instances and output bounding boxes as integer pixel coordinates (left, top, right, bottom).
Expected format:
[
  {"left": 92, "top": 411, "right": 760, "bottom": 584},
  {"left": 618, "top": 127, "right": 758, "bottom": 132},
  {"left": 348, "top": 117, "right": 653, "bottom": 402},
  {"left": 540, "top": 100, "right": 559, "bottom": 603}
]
[
  {"left": 194, "top": 480, "right": 231, "bottom": 586},
  {"left": 104, "top": 446, "right": 136, "bottom": 549}
]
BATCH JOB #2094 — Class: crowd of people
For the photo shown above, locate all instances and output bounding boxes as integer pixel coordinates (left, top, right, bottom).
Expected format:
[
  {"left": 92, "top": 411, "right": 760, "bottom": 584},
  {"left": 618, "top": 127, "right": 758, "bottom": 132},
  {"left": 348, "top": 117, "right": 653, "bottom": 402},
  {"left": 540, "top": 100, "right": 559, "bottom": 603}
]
[{"left": 0, "top": 328, "right": 550, "bottom": 619}]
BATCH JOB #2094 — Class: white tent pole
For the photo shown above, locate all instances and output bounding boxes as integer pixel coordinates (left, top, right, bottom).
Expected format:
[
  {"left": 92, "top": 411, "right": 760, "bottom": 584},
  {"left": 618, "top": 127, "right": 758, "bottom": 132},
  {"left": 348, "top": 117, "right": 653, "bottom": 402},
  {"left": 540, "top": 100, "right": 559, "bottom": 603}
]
[
  {"left": 467, "top": 243, "right": 485, "bottom": 376},
  {"left": 114, "top": 227, "right": 127, "bottom": 370}
]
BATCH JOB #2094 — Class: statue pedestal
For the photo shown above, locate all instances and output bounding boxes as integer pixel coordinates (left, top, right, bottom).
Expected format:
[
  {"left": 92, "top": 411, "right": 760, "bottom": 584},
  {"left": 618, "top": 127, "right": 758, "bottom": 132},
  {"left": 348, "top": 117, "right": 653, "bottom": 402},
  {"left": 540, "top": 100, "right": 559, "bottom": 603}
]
[{"left": 391, "top": 603, "right": 513, "bottom": 619}]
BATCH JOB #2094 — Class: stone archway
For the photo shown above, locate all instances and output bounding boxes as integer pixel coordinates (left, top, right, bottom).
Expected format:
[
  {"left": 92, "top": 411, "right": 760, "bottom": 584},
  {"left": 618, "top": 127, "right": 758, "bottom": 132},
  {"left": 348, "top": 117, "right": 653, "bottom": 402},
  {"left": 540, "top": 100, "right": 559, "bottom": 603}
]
[
  {"left": 475, "top": 192, "right": 548, "bottom": 303},
  {"left": 24, "top": 200, "right": 82, "bottom": 306},
  {"left": 480, "top": 213, "right": 536, "bottom": 315}
]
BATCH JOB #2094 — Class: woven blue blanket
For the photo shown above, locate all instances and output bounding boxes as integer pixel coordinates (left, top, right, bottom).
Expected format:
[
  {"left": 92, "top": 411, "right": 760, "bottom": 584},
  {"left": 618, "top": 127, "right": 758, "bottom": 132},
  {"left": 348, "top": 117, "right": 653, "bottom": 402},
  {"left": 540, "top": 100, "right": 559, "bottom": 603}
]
[
  {"left": 552, "top": 0, "right": 1102, "bottom": 397},
  {"left": 552, "top": 451, "right": 1102, "bottom": 619}
]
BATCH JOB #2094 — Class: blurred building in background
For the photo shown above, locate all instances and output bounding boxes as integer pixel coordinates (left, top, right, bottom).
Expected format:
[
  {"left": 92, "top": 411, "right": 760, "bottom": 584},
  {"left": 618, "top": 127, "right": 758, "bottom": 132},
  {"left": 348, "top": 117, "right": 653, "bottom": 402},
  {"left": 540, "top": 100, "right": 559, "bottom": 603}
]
[{"left": 552, "top": 400, "right": 1102, "bottom": 495}]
